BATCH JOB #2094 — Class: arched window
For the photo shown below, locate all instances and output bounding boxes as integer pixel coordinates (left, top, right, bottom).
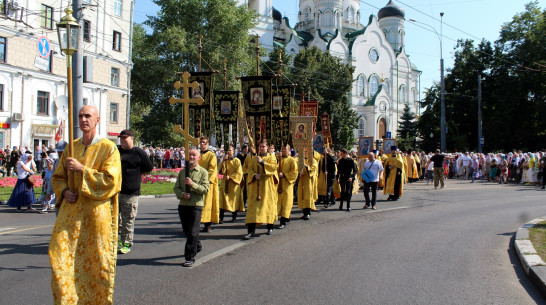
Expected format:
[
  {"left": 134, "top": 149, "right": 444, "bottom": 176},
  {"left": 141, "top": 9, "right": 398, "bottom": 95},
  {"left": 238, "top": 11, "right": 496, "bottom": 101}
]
[
  {"left": 370, "top": 75, "right": 379, "bottom": 96},
  {"left": 378, "top": 118, "right": 386, "bottom": 139},
  {"left": 383, "top": 80, "right": 390, "bottom": 97},
  {"left": 358, "top": 118, "right": 365, "bottom": 138},
  {"left": 399, "top": 85, "right": 407, "bottom": 104},
  {"left": 323, "top": 9, "right": 333, "bottom": 27},
  {"left": 316, "top": 11, "right": 321, "bottom": 27},
  {"left": 347, "top": 7, "right": 355, "bottom": 23},
  {"left": 412, "top": 88, "right": 417, "bottom": 104},
  {"left": 304, "top": 7, "right": 311, "bottom": 22},
  {"left": 357, "top": 75, "right": 365, "bottom": 96}
]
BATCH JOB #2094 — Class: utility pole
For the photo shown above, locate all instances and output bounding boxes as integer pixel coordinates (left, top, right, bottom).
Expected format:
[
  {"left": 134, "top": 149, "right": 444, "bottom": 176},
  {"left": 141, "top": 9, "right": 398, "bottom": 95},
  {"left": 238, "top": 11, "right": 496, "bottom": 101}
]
[
  {"left": 477, "top": 75, "right": 482, "bottom": 153},
  {"left": 72, "top": 0, "right": 83, "bottom": 139},
  {"left": 440, "top": 12, "right": 446, "bottom": 153}
]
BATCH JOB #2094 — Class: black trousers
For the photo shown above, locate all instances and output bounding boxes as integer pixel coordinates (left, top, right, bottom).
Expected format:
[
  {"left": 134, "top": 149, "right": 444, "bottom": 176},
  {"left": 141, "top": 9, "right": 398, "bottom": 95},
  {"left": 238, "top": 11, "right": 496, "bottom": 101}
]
[
  {"left": 339, "top": 177, "right": 353, "bottom": 207},
  {"left": 364, "top": 181, "right": 378, "bottom": 207},
  {"left": 178, "top": 205, "right": 202, "bottom": 261},
  {"left": 247, "top": 223, "right": 273, "bottom": 234}
]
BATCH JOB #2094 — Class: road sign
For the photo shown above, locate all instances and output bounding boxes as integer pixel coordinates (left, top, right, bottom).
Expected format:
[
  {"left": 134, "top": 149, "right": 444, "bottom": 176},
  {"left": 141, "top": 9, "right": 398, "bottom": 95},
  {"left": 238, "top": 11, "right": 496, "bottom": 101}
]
[
  {"left": 480, "top": 136, "right": 484, "bottom": 147},
  {"left": 37, "top": 36, "right": 51, "bottom": 59}
]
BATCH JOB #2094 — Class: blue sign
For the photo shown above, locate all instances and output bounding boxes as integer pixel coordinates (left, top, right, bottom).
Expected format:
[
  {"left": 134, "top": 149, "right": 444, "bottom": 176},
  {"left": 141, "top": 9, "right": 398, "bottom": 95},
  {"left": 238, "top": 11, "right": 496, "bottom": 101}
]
[
  {"left": 37, "top": 36, "right": 51, "bottom": 59},
  {"left": 480, "top": 136, "right": 484, "bottom": 147},
  {"left": 386, "top": 131, "right": 392, "bottom": 139}
]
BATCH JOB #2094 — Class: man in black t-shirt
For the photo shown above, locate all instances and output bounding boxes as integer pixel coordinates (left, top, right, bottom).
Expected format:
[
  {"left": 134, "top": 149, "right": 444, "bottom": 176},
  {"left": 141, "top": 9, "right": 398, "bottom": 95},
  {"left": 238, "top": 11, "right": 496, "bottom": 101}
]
[
  {"left": 426, "top": 149, "right": 445, "bottom": 189},
  {"left": 337, "top": 149, "right": 357, "bottom": 211},
  {"left": 117, "top": 130, "right": 154, "bottom": 254}
]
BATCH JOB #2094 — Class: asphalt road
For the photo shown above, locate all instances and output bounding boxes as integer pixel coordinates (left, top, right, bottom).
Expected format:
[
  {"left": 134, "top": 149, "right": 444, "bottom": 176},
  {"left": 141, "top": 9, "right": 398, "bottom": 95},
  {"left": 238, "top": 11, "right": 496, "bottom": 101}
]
[{"left": 1, "top": 179, "right": 546, "bottom": 304}]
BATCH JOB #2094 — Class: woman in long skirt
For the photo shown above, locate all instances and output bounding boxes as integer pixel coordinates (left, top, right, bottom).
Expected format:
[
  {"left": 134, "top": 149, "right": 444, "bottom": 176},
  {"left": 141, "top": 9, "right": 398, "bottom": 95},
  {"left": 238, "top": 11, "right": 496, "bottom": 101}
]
[{"left": 7, "top": 153, "right": 37, "bottom": 212}]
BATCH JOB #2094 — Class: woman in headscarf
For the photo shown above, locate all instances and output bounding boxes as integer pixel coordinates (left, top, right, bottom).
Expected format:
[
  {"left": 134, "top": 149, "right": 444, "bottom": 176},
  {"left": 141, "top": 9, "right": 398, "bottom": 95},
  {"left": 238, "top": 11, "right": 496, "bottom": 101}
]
[{"left": 7, "top": 153, "right": 37, "bottom": 212}]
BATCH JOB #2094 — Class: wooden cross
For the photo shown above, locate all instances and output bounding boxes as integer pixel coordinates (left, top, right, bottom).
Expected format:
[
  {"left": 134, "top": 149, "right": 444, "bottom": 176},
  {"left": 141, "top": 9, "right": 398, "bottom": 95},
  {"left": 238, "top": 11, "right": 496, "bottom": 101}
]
[{"left": 169, "top": 71, "right": 204, "bottom": 160}]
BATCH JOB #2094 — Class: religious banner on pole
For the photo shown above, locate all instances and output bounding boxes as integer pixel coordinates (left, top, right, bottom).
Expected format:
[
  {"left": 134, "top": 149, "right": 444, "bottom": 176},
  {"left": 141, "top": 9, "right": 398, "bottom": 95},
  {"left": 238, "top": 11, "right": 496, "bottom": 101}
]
[
  {"left": 271, "top": 85, "right": 291, "bottom": 149},
  {"left": 320, "top": 112, "right": 332, "bottom": 147},
  {"left": 241, "top": 75, "right": 274, "bottom": 145},
  {"left": 299, "top": 100, "right": 319, "bottom": 134},
  {"left": 213, "top": 90, "right": 239, "bottom": 147},
  {"left": 290, "top": 116, "right": 314, "bottom": 171},
  {"left": 188, "top": 71, "right": 214, "bottom": 138}
]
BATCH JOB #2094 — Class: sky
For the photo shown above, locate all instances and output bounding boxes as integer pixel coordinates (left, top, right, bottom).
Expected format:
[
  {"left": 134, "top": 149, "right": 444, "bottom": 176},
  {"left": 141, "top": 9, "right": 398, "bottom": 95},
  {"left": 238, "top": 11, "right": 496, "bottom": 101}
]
[{"left": 132, "top": 0, "right": 546, "bottom": 97}]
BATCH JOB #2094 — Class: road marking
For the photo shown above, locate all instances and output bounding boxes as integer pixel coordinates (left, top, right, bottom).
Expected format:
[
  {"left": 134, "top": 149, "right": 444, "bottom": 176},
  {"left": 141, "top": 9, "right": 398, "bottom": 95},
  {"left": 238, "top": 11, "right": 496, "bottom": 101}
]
[
  {"left": 192, "top": 242, "right": 246, "bottom": 268},
  {"left": 0, "top": 227, "right": 15, "bottom": 232},
  {"left": 0, "top": 225, "right": 53, "bottom": 235},
  {"left": 368, "top": 206, "right": 409, "bottom": 212}
]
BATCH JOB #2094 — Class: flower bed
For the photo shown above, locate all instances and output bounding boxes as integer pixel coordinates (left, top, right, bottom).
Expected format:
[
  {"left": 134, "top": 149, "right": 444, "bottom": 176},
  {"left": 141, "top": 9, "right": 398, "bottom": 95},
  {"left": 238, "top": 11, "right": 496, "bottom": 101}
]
[
  {"left": 0, "top": 175, "right": 43, "bottom": 188},
  {"left": 141, "top": 174, "right": 177, "bottom": 184}
]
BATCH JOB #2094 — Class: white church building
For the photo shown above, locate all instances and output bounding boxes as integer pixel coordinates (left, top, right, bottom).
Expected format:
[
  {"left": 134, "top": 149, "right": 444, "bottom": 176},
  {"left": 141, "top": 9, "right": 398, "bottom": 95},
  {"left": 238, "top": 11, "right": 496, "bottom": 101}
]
[{"left": 242, "top": 0, "right": 421, "bottom": 143}]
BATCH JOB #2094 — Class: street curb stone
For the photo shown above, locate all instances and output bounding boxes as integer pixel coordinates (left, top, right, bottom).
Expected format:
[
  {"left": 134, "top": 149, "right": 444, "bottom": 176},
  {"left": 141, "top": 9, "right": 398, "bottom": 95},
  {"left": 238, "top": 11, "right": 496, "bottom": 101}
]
[
  {"left": 140, "top": 194, "right": 176, "bottom": 199},
  {"left": 515, "top": 216, "right": 546, "bottom": 297}
]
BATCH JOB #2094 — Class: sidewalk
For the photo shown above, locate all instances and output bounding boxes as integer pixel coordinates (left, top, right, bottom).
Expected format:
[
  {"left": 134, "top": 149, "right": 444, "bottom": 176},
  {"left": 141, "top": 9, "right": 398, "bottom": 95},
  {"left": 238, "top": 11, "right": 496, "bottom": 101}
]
[{"left": 515, "top": 216, "right": 546, "bottom": 297}]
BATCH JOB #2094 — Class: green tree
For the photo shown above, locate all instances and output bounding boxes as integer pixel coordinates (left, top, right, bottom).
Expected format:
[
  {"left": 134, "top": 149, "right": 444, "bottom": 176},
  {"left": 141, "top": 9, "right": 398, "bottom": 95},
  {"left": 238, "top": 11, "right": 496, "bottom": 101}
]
[
  {"left": 130, "top": 0, "right": 257, "bottom": 147},
  {"left": 287, "top": 47, "right": 359, "bottom": 150},
  {"left": 397, "top": 104, "right": 418, "bottom": 151}
]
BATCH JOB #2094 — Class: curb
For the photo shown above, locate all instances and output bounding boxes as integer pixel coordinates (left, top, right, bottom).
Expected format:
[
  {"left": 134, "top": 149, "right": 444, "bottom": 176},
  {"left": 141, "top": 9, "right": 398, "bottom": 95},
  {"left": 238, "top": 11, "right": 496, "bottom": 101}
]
[
  {"left": 139, "top": 194, "right": 176, "bottom": 199},
  {"left": 515, "top": 216, "right": 546, "bottom": 297}
]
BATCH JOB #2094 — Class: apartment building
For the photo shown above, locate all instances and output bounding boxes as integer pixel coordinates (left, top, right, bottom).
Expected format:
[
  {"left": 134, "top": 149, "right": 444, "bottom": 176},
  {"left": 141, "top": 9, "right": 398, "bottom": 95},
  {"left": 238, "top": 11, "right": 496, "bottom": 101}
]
[{"left": 0, "top": 0, "right": 133, "bottom": 150}]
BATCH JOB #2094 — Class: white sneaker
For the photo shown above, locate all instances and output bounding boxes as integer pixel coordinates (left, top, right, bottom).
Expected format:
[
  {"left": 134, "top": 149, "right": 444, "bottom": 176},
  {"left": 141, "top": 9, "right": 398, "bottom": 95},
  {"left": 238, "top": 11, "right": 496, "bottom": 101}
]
[{"left": 441, "top": 186, "right": 446, "bottom": 189}]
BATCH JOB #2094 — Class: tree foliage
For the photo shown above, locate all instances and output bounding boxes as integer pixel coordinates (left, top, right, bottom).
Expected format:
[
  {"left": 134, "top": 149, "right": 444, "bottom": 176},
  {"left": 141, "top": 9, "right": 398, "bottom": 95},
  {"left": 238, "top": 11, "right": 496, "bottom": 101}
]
[
  {"left": 130, "top": 0, "right": 256, "bottom": 147},
  {"left": 418, "top": 1, "right": 546, "bottom": 152},
  {"left": 285, "top": 47, "right": 359, "bottom": 150},
  {"left": 397, "top": 104, "right": 418, "bottom": 151}
]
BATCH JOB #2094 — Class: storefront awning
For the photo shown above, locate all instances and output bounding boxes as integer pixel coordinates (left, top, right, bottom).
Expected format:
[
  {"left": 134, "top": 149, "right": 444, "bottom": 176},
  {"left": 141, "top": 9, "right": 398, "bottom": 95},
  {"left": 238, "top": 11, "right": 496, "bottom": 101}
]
[{"left": 32, "top": 124, "right": 58, "bottom": 137}]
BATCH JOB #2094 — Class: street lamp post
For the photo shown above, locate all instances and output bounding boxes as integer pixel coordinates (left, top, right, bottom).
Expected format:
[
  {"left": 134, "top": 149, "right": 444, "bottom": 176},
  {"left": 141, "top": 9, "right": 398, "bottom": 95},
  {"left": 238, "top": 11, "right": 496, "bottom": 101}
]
[
  {"left": 57, "top": 6, "right": 81, "bottom": 189},
  {"left": 409, "top": 13, "right": 446, "bottom": 152}
]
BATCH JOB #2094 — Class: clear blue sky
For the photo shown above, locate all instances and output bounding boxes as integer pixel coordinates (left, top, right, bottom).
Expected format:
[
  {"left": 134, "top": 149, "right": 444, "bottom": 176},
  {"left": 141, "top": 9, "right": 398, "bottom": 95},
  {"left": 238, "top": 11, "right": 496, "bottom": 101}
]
[{"left": 133, "top": 0, "right": 545, "bottom": 97}]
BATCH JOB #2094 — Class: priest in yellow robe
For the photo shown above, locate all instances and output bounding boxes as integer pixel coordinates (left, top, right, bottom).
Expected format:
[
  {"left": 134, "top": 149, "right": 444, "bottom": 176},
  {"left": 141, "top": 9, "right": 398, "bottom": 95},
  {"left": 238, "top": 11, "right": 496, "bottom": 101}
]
[
  {"left": 49, "top": 105, "right": 122, "bottom": 305},
  {"left": 243, "top": 139, "right": 278, "bottom": 239},
  {"left": 219, "top": 143, "right": 244, "bottom": 223},
  {"left": 406, "top": 150, "right": 419, "bottom": 183},
  {"left": 297, "top": 149, "right": 318, "bottom": 220},
  {"left": 277, "top": 144, "right": 298, "bottom": 229},
  {"left": 199, "top": 136, "right": 219, "bottom": 232},
  {"left": 383, "top": 146, "right": 405, "bottom": 201}
]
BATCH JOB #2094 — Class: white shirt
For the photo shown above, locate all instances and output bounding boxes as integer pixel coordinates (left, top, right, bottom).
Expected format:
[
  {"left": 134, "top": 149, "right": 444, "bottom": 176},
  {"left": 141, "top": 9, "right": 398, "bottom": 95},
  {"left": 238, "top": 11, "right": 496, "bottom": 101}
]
[
  {"left": 363, "top": 159, "right": 384, "bottom": 182},
  {"left": 461, "top": 156, "right": 472, "bottom": 166},
  {"left": 17, "top": 160, "right": 35, "bottom": 179}
]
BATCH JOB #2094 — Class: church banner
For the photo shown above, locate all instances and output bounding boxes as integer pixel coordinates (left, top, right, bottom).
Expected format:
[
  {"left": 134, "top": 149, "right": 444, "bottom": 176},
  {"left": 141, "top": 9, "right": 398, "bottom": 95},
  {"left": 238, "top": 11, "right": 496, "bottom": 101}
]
[
  {"left": 299, "top": 100, "right": 319, "bottom": 131},
  {"left": 271, "top": 85, "right": 291, "bottom": 148},
  {"left": 213, "top": 91, "right": 239, "bottom": 147},
  {"left": 241, "top": 75, "right": 274, "bottom": 145},
  {"left": 320, "top": 112, "right": 332, "bottom": 147},
  {"left": 189, "top": 71, "right": 214, "bottom": 138}
]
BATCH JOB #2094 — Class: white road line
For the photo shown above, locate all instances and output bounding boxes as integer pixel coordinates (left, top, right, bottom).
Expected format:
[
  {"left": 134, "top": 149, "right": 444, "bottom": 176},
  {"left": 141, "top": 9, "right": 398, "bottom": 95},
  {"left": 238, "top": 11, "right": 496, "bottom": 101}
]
[
  {"left": 0, "top": 225, "right": 53, "bottom": 235},
  {"left": 191, "top": 242, "right": 246, "bottom": 268},
  {"left": 0, "top": 227, "right": 15, "bottom": 232}
]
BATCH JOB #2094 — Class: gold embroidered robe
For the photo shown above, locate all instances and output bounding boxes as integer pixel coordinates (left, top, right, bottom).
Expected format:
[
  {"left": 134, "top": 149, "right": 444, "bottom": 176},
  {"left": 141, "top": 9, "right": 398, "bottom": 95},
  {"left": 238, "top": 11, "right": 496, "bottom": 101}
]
[
  {"left": 244, "top": 153, "right": 278, "bottom": 224},
  {"left": 219, "top": 157, "right": 244, "bottom": 212},
  {"left": 49, "top": 138, "right": 121, "bottom": 305},
  {"left": 277, "top": 155, "right": 298, "bottom": 219},
  {"left": 297, "top": 153, "right": 318, "bottom": 210},
  {"left": 199, "top": 150, "right": 219, "bottom": 224}
]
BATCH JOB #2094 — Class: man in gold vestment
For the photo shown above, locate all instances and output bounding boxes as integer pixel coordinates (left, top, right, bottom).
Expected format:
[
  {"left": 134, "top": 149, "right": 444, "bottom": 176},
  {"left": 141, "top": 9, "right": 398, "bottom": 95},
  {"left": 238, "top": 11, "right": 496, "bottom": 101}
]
[
  {"left": 383, "top": 146, "right": 405, "bottom": 201},
  {"left": 199, "top": 137, "right": 219, "bottom": 232},
  {"left": 297, "top": 149, "right": 319, "bottom": 220},
  {"left": 219, "top": 143, "right": 245, "bottom": 223},
  {"left": 49, "top": 105, "right": 122, "bottom": 305},
  {"left": 243, "top": 139, "right": 278, "bottom": 239},
  {"left": 277, "top": 144, "right": 298, "bottom": 229}
]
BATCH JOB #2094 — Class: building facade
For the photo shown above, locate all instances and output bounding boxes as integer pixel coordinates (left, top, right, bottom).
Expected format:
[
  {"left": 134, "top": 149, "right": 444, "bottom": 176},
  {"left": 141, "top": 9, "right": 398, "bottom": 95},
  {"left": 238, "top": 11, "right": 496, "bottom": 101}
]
[
  {"left": 0, "top": 0, "right": 133, "bottom": 151},
  {"left": 244, "top": 0, "right": 421, "bottom": 144}
]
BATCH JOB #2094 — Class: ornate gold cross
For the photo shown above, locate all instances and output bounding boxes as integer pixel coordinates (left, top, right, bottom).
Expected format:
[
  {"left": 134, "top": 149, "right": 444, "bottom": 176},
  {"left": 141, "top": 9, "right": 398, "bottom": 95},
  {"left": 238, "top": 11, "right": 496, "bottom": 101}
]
[{"left": 169, "top": 71, "right": 204, "bottom": 159}]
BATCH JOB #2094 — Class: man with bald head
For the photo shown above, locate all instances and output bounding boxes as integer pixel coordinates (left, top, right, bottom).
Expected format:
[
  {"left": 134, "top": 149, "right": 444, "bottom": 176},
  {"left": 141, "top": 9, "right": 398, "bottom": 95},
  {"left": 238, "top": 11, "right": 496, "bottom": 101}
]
[
  {"left": 49, "top": 105, "right": 122, "bottom": 304},
  {"left": 362, "top": 151, "right": 383, "bottom": 209}
]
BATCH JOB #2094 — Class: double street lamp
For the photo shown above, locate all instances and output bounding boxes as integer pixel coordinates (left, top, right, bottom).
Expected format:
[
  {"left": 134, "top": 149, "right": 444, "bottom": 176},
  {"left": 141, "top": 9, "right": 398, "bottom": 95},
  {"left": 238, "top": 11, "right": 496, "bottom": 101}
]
[
  {"left": 409, "top": 13, "right": 446, "bottom": 153},
  {"left": 57, "top": 5, "right": 81, "bottom": 189}
]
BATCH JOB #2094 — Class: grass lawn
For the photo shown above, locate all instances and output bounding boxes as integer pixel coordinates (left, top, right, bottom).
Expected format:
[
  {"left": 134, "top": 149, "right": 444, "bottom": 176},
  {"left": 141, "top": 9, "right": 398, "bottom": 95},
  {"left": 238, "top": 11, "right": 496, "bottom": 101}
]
[
  {"left": 0, "top": 183, "right": 175, "bottom": 201},
  {"left": 140, "top": 182, "right": 175, "bottom": 196},
  {"left": 529, "top": 221, "right": 546, "bottom": 262}
]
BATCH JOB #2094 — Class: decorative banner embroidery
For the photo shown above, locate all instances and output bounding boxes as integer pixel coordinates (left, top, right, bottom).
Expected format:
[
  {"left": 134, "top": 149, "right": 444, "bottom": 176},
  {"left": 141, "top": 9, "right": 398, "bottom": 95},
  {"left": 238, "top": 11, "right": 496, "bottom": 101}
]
[
  {"left": 299, "top": 100, "right": 319, "bottom": 131},
  {"left": 271, "top": 85, "right": 291, "bottom": 149},
  {"left": 213, "top": 91, "right": 239, "bottom": 147},
  {"left": 320, "top": 112, "right": 332, "bottom": 147},
  {"left": 189, "top": 71, "right": 214, "bottom": 138},
  {"left": 241, "top": 75, "right": 274, "bottom": 145},
  {"left": 290, "top": 116, "right": 315, "bottom": 170}
]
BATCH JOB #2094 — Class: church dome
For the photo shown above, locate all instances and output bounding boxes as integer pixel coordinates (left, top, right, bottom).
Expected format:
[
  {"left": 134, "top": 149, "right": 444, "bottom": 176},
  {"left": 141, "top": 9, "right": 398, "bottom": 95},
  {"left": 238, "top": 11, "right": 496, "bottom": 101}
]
[
  {"left": 378, "top": 0, "right": 405, "bottom": 20},
  {"left": 272, "top": 7, "right": 282, "bottom": 22}
]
